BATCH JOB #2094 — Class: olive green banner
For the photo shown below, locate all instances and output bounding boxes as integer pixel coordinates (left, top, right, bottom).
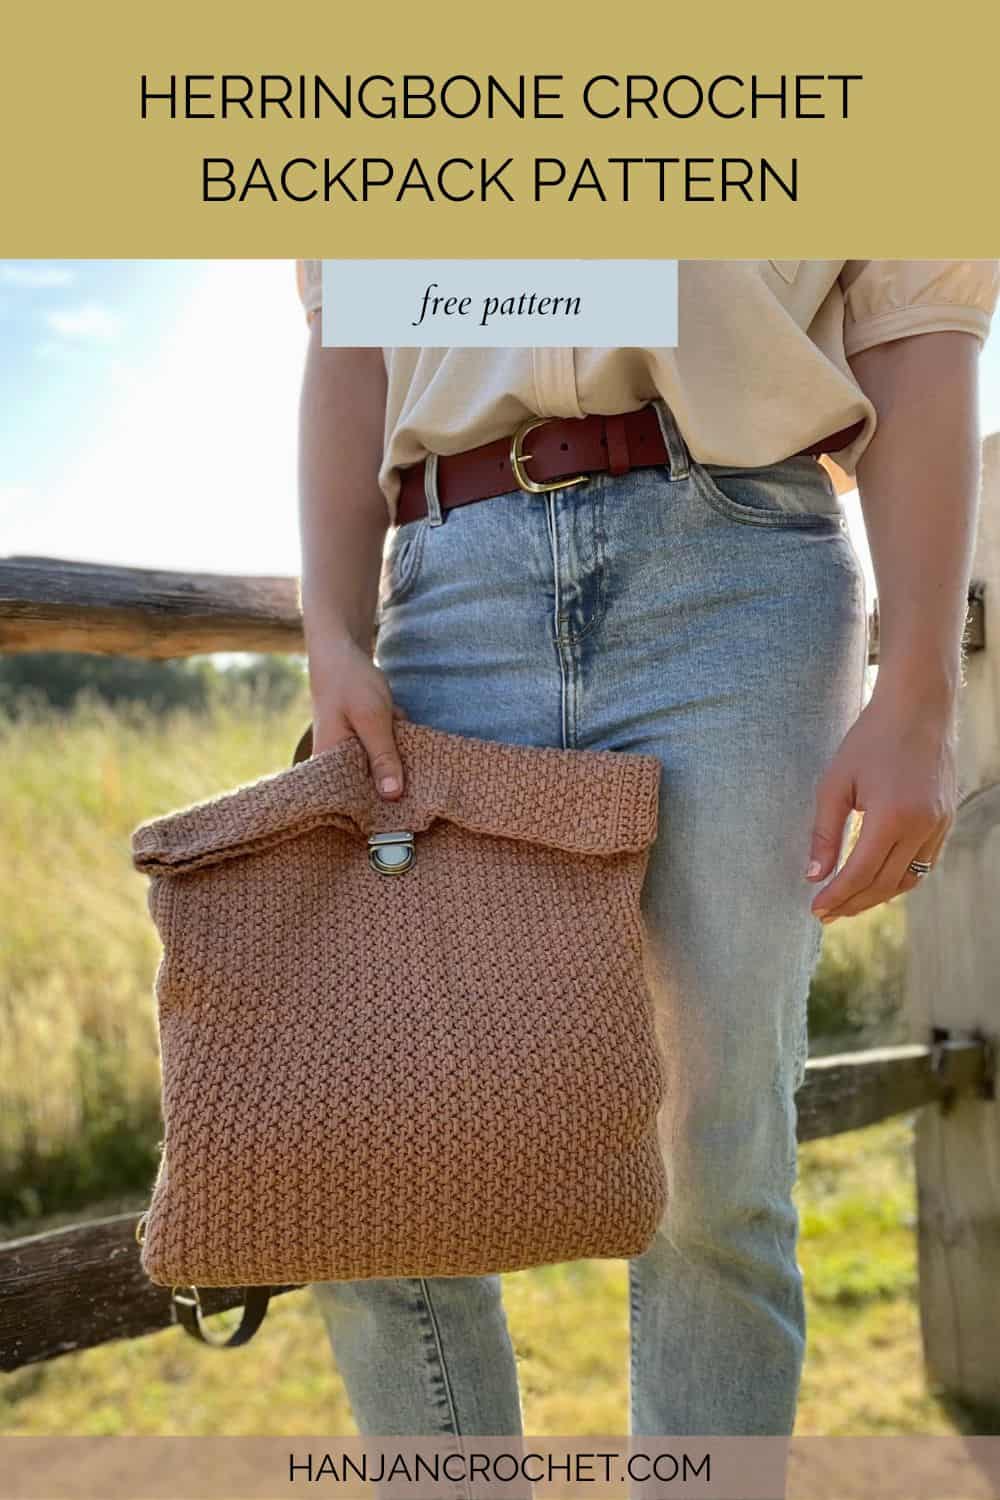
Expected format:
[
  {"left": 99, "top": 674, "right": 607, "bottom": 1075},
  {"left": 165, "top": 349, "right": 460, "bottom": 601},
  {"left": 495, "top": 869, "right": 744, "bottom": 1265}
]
[{"left": 3, "top": 0, "right": 999, "bottom": 254}]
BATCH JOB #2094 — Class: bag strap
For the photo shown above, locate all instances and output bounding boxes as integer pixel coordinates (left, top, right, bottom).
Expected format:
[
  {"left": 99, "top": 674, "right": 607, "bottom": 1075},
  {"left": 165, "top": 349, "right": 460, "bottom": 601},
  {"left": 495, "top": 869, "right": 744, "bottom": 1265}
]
[
  {"left": 172, "top": 1284, "right": 275, "bottom": 1347},
  {"left": 292, "top": 722, "right": 313, "bottom": 764}
]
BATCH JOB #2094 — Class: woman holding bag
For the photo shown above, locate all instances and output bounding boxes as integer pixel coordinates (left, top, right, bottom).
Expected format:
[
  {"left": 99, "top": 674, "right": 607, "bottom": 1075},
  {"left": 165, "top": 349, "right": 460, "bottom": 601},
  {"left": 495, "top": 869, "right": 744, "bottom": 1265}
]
[{"left": 296, "top": 259, "right": 998, "bottom": 1440}]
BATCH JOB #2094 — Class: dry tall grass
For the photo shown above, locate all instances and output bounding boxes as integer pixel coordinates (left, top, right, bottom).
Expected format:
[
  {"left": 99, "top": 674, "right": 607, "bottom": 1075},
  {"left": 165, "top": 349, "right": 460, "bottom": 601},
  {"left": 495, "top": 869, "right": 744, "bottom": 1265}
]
[{"left": 0, "top": 686, "right": 313, "bottom": 1219}]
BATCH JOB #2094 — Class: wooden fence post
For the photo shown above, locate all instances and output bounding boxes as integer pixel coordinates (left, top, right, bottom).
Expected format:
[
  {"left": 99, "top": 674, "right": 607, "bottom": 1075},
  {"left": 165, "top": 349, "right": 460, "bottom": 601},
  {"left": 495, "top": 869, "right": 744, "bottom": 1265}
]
[{"left": 904, "top": 430, "right": 1000, "bottom": 1421}]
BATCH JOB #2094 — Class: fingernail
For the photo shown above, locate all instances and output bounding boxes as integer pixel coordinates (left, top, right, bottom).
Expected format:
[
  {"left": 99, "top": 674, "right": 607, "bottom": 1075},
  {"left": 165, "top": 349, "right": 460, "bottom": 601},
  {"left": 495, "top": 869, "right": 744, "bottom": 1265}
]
[
  {"left": 805, "top": 860, "right": 822, "bottom": 879},
  {"left": 379, "top": 776, "right": 400, "bottom": 796}
]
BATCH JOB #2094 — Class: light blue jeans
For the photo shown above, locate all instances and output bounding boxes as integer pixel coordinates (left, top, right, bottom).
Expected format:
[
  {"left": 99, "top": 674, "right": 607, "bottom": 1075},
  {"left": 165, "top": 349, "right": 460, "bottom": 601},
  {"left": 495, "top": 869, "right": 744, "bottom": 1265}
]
[{"left": 312, "top": 402, "right": 868, "bottom": 1442}]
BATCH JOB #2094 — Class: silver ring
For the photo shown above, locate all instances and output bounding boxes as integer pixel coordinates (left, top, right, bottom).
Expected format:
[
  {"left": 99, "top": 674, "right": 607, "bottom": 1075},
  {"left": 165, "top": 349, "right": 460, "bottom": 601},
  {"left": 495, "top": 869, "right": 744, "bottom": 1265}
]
[{"left": 908, "top": 859, "right": 933, "bottom": 878}]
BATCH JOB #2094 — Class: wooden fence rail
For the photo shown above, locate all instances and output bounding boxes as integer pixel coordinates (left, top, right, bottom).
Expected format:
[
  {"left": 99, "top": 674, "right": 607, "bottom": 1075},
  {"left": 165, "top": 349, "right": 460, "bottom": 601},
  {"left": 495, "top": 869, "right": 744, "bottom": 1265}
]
[
  {"left": 0, "top": 553, "right": 988, "bottom": 664},
  {"left": 1, "top": 431, "right": 998, "bottom": 1417},
  {"left": 0, "top": 556, "right": 303, "bottom": 657}
]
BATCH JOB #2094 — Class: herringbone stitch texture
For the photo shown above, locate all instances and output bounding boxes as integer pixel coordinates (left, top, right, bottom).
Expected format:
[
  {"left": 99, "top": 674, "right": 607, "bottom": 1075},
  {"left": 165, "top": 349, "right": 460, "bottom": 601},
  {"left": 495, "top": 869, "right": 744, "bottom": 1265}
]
[{"left": 131, "top": 719, "right": 666, "bottom": 1286}]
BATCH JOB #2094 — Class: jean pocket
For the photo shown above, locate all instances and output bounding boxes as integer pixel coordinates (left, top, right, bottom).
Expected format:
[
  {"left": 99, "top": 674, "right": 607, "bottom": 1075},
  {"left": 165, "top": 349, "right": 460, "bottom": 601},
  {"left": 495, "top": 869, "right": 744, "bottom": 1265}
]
[
  {"left": 378, "top": 517, "right": 429, "bottom": 612},
  {"left": 690, "top": 456, "right": 846, "bottom": 533}
]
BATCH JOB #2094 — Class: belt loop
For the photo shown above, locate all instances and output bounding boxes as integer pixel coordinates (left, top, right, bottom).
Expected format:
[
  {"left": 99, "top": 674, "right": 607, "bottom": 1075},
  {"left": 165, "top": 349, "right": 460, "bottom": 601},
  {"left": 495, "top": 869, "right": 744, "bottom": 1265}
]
[
  {"left": 652, "top": 399, "right": 690, "bottom": 481},
  {"left": 604, "top": 414, "right": 631, "bottom": 476},
  {"left": 423, "top": 452, "right": 444, "bottom": 526}
]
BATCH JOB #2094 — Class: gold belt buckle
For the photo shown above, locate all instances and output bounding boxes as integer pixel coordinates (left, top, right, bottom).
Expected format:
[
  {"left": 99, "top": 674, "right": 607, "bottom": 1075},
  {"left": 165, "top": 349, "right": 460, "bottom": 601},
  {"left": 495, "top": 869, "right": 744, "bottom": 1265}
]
[{"left": 509, "top": 417, "right": 589, "bottom": 495}]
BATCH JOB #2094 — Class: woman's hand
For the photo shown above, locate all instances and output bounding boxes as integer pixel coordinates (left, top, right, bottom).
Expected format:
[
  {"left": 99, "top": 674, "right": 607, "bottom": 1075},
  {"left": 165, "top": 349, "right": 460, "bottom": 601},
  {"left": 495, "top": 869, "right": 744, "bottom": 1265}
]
[
  {"left": 805, "top": 682, "right": 958, "bottom": 922},
  {"left": 309, "top": 637, "right": 408, "bottom": 800}
]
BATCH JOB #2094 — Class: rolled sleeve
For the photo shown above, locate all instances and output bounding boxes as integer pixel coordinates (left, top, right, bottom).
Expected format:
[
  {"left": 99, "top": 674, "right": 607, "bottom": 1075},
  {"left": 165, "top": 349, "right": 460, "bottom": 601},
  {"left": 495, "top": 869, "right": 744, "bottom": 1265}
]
[
  {"left": 839, "top": 260, "right": 1000, "bottom": 358},
  {"left": 295, "top": 259, "right": 323, "bottom": 324}
]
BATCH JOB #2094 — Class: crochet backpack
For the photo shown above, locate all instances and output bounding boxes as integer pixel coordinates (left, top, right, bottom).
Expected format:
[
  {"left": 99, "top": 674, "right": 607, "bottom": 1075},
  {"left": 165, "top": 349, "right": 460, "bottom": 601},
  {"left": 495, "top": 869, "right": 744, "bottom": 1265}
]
[{"left": 131, "top": 718, "right": 667, "bottom": 1344}]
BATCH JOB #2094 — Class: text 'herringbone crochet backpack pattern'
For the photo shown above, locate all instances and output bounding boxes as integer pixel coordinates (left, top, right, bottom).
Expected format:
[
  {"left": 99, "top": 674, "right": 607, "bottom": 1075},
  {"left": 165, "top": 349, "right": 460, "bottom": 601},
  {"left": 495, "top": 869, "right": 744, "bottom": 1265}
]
[{"left": 130, "top": 719, "right": 667, "bottom": 1341}]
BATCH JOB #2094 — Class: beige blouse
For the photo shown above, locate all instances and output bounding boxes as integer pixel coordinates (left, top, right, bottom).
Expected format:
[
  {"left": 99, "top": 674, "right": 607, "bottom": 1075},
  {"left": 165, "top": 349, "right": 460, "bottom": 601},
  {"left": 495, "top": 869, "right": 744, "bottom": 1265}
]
[{"left": 296, "top": 259, "right": 1000, "bottom": 525}]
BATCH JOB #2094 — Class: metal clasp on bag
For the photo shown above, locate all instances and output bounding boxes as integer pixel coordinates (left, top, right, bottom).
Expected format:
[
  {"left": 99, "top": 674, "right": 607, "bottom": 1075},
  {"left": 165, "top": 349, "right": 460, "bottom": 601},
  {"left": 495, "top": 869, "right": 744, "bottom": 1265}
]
[{"left": 367, "top": 831, "right": 415, "bottom": 876}]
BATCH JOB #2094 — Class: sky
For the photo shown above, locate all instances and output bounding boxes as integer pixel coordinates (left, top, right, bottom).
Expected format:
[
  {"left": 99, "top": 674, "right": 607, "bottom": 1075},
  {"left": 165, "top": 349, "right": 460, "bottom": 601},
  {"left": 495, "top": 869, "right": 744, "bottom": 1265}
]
[{"left": 2, "top": 259, "right": 1000, "bottom": 603}]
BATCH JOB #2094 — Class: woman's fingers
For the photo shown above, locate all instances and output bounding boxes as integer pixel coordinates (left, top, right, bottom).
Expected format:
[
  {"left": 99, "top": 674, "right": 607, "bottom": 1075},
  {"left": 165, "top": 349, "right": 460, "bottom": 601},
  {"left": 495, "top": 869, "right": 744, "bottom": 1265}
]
[
  {"left": 806, "top": 765, "right": 855, "bottom": 882},
  {"left": 823, "top": 833, "right": 922, "bottom": 919},
  {"left": 352, "top": 699, "right": 405, "bottom": 799},
  {"left": 314, "top": 704, "right": 405, "bottom": 799},
  {"left": 814, "top": 811, "right": 948, "bottom": 922},
  {"left": 811, "top": 814, "right": 897, "bottom": 921}
]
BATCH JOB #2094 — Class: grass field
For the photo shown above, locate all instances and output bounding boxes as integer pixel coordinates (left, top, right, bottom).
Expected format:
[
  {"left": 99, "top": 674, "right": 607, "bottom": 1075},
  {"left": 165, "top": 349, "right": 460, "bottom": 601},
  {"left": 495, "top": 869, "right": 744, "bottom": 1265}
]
[{"left": 3, "top": 688, "right": 972, "bottom": 1436}]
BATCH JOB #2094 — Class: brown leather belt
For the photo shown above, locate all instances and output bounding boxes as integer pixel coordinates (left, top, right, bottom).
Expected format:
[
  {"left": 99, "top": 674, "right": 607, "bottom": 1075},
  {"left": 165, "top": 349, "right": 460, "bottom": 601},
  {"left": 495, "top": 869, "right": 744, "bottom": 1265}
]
[{"left": 395, "top": 407, "right": 864, "bottom": 528}]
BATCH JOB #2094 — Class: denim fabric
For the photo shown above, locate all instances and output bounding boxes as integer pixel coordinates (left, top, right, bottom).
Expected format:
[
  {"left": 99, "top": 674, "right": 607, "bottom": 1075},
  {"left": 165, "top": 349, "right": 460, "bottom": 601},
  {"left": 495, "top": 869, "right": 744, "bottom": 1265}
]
[{"left": 311, "top": 404, "right": 869, "bottom": 1454}]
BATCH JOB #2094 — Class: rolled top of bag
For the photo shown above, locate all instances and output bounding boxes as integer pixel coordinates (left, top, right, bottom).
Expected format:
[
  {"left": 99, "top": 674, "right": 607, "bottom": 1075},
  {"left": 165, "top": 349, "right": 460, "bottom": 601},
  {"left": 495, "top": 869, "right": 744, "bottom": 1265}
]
[{"left": 130, "top": 718, "right": 662, "bottom": 878}]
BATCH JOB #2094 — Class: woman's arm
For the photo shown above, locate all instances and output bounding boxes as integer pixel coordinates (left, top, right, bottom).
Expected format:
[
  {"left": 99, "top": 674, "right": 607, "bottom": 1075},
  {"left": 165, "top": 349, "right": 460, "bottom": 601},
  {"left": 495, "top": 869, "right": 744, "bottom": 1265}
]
[
  {"left": 806, "top": 329, "right": 982, "bottom": 920},
  {"left": 297, "top": 322, "right": 406, "bottom": 798}
]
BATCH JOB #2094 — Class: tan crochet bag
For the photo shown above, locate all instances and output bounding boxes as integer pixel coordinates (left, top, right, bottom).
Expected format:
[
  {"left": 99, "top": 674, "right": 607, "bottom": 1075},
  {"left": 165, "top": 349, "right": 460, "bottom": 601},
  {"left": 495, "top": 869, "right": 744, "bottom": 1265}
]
[{"left": 131, "top": 718, "right": 666, "bottom": 1345}]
